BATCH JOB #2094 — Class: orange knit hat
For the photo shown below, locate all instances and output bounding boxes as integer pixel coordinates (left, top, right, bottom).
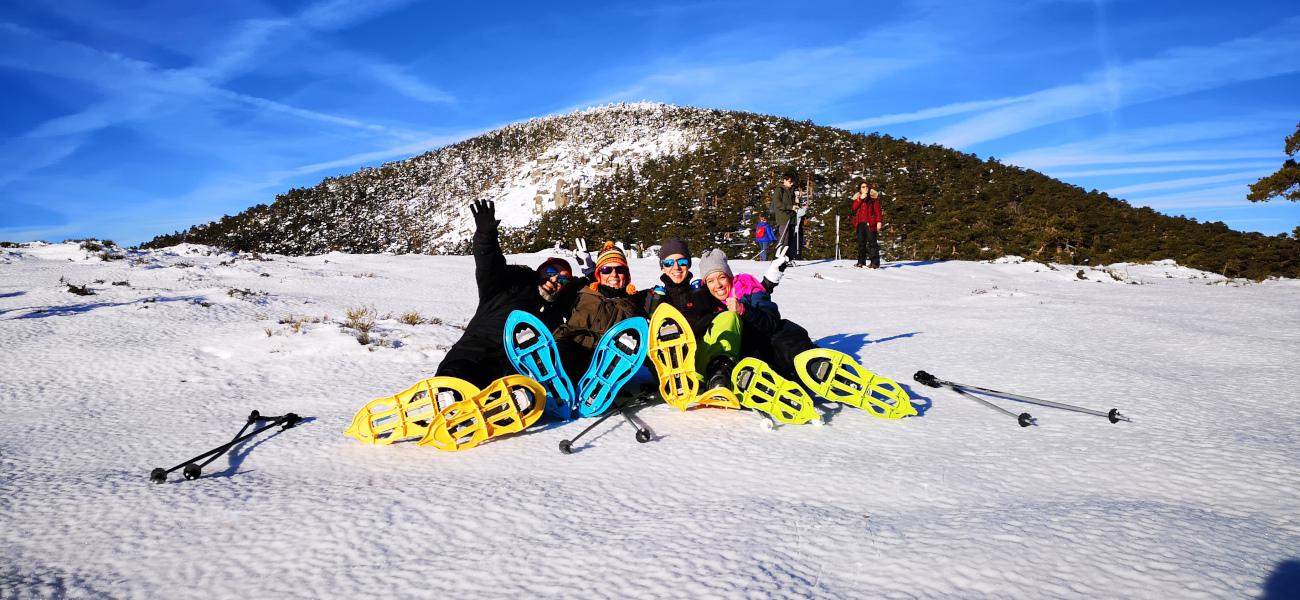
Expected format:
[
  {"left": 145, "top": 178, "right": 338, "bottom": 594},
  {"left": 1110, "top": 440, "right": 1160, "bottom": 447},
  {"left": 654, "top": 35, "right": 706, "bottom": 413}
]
[{"left": 594, "top": 241, "right": 628, "bottom": 272}]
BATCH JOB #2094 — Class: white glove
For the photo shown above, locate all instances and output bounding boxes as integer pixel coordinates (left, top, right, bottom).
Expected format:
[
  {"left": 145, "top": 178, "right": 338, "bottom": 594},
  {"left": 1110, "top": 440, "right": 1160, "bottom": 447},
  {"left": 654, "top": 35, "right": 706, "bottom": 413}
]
[
  {"left": 574, "top": 238, "right": 596, "bottom": 276},
  {"left": 765, "top": 245, "right": 790, "bottom": 284}
]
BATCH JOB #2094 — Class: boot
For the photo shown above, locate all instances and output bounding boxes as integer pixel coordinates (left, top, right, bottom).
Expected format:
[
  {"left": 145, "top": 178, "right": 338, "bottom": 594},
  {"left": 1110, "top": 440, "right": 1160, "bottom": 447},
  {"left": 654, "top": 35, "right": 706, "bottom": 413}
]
[{"left": 705, "top": 356, "right": 736, "bottom": 391}]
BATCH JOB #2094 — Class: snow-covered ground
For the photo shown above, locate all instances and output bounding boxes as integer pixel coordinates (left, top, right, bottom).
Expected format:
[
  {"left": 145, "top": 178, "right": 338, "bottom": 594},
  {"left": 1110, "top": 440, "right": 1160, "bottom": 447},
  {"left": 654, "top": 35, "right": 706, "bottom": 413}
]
[{"left": 2, "top": 243, "right": 1298, "bottom": 599}]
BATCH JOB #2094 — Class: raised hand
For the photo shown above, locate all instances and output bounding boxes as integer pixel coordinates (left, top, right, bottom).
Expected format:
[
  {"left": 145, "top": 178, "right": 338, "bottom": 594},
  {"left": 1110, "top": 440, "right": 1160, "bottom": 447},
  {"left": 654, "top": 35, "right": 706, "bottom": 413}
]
[
  {"left": 469, "top": 199, "right": 497, "bottom": 230},
  {"left": 574, "top": 238, "right": 596, "bottom": 276},
  {"left": 765, "top": 245, "right": 791, "bottom": 283}
]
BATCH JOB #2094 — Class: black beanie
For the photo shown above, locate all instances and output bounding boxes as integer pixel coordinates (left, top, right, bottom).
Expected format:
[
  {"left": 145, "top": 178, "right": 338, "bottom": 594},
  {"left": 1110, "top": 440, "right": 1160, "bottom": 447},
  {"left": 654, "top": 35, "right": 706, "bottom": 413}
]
[{"left": 658, "top": 238, "right": 690, "bottom": 261}]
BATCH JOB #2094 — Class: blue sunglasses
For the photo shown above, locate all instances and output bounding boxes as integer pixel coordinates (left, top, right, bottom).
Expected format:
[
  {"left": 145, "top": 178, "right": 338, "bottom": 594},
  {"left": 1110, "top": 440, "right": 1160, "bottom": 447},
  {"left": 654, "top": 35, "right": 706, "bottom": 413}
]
[
  {"left": 660, "top": 258, "right": 690, "bottom": 268},
  {"left": 542, "top": 266, "right": 571, "bottom": 285}
]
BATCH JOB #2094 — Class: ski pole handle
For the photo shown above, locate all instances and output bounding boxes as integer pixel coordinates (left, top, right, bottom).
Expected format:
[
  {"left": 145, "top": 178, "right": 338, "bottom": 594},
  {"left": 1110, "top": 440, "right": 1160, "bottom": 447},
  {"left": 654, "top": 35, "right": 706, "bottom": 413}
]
[{"left": 913, "top": 370, "right": 941, "bottom": 388}]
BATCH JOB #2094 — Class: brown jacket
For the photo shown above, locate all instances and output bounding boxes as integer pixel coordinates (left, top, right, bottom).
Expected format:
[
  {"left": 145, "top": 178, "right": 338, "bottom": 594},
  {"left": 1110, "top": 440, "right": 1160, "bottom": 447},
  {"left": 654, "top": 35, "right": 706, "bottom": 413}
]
[{"left": 554, "top": 283, "right": 646, "bottom": 350}]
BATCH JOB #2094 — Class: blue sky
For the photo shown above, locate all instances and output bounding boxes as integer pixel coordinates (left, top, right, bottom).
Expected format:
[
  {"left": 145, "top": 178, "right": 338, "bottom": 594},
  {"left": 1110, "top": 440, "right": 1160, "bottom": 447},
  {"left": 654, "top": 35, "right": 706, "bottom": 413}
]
[{"left": 1, "top": 0, "right": 1298, "bottom": 245}]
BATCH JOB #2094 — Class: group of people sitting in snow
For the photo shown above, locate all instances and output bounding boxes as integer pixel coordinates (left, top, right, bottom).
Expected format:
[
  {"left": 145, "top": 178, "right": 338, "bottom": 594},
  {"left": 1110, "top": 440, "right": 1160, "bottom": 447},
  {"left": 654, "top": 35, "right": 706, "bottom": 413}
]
[
  {"left": 343, "top": 181, "right": 913, "bottom": 450},
  {"left": 434, "top": 198, "right": 828, "bottom": 399}
]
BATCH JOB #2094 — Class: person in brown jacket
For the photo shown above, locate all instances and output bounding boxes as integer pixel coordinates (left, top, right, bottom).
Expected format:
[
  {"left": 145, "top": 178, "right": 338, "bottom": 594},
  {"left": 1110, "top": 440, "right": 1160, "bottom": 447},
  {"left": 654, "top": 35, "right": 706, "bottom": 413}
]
[{"left": 553, "top": 241, "right": 649, "bottom": 382}]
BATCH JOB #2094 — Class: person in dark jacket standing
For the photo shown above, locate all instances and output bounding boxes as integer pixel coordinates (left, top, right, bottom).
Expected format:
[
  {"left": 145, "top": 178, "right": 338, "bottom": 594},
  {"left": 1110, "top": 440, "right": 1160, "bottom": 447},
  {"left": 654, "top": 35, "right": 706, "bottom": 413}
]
[
  {"left": 770, "top": 174, "right": 800, "bottom": 258},
  {"left": 434, "top": 199, "right": 581, "bottom": 388},
  {"left": 851, "top": 182, "right": 884, "bottom": 268}
]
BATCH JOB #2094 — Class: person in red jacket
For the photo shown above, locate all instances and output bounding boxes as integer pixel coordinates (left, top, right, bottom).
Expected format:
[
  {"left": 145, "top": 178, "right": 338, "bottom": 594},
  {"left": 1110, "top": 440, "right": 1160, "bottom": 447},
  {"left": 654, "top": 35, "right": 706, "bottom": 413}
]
[{"left": 850, "top": 182, "right": 884, "bottom": 268}]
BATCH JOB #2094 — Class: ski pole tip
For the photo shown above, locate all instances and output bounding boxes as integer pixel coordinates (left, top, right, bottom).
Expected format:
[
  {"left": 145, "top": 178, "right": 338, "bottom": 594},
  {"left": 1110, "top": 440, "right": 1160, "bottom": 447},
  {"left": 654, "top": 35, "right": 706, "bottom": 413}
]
[
  {"left": 150, "top": 468, "right": 167, "bottom": 484},
  {"left": 1018, "top": 413, "right": 1036, "bottom": 427},
  {"left": 1108, "top": 408, "right": 1131, "bottom": 424}
]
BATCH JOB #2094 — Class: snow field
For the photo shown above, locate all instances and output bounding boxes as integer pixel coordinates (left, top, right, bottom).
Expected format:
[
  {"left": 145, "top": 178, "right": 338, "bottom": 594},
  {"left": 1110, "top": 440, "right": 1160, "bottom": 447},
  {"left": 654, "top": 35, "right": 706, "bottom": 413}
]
[{"left": 1, "top": 243, "right": 1298, "bottom": 598}]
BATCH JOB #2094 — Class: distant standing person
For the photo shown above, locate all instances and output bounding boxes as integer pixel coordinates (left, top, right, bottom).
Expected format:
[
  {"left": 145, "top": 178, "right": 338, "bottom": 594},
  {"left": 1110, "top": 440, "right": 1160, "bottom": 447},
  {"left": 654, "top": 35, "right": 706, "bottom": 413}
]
[
  {"left": 851, "top": 182, "right": 884, "bottom": 268},
  {"left": 754, "top": 214, "right": 777, "bottom": 261},
  {"left": 770, "top": 173, "right": 800, "bottom": 259}
]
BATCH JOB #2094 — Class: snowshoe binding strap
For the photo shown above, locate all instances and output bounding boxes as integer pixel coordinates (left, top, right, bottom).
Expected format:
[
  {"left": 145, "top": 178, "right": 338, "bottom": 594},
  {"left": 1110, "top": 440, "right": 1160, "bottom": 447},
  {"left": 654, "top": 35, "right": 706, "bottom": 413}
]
[
  {"left": 731, "top": 357, "right": 818, "bottom": 424},
  {"left": 344, "top": 377, "right": 479, "bottom": 444},
  {"left": 695, "top": 386, "right": 740, "bottom": 410},
  {"left": 794, "top": 349, "right": 916, "bottom": 419}
]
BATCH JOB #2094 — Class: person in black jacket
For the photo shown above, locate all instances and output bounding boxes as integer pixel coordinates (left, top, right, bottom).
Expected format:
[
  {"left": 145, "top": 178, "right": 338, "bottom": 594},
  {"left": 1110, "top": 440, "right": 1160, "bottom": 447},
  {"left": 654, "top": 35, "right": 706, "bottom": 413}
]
[
  {"left": 434, "top": 200, "right": 582, "bottom": 388},
  {"left": 644, "top": 238, "right": 711, "bottom": 329}
]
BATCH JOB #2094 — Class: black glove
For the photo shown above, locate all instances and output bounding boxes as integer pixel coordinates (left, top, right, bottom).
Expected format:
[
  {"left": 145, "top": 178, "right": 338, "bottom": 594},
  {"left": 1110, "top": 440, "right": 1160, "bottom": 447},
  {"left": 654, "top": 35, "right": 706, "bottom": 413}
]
[{"left": 470, "top": 200, "right": 497, "bottom": 230}]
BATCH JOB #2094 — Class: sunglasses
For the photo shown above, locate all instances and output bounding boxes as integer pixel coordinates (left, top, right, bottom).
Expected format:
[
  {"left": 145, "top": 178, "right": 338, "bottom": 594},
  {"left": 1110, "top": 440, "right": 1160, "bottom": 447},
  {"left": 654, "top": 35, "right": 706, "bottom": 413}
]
[
  {"left": 598, "top": 265, "right": 629, "bottom": 275},
  {"left": 660, "top": 258, "right": 690, "bottom": 268},
  {"left": 542, "top": 266, "right": 571, "bottom": 285}
]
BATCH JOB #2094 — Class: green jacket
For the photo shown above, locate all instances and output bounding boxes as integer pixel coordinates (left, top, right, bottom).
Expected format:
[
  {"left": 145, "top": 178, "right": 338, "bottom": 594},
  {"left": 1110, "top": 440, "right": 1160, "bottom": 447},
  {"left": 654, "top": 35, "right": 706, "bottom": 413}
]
[{"left": 770, "top": 186, "right": 797, "bottom": 227}]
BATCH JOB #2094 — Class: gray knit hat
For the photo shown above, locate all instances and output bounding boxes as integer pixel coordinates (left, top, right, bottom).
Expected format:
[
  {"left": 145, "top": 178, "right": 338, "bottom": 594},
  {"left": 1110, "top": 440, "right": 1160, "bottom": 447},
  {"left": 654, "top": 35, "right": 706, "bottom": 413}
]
[
  {"left": 698, "top": 248, "right": 732, "bottom": 280},
  {"left": 658, "top": 238, "right": 690, "bottom": 261}
]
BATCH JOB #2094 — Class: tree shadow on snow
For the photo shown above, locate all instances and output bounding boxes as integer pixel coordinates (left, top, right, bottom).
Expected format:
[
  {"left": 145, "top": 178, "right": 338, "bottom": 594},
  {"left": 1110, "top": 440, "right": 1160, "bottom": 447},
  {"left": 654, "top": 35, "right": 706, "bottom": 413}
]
[
  {"left": 1263, "top": 559, "right": 1300, "bottom": 600},
  {"left": 880, "top": 260, "right": 945, "bottom": 269},
  {"left": 816, "top": 331, "right": 921, "bottom": 356},
  {"left": 5, "top": 295, "right": 206, "bottom": 320},
  {"left": 210, "top": 416, "right": 316, "bottom": 480}
]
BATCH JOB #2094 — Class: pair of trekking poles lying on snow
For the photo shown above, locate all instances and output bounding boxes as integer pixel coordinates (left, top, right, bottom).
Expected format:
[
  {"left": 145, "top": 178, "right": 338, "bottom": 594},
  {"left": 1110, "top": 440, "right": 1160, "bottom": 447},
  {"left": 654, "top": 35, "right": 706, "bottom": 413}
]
[
  {"left": 150, "top": 410, "right": 302, "bottom": 483},
  {"left": 913, "top": 370, "right": 1131, "bottom": 427}
]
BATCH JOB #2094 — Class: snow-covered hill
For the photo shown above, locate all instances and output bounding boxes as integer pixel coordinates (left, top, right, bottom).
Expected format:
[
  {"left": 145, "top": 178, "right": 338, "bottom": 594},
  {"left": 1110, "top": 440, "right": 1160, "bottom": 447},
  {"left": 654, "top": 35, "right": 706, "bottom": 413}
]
[{"left": 2, "top": 243, "right": 1299, "bottom": 598}]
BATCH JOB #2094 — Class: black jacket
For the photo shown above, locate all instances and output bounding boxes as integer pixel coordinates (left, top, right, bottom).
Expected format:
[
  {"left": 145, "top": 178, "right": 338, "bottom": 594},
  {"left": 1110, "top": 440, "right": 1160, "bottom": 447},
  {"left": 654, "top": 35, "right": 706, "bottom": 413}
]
[
  {"left": 645, "top": 273, "right": 716, "bottom": 341},
  {"left": 440, "top": 224, "right": 577, "bottom": 376}
]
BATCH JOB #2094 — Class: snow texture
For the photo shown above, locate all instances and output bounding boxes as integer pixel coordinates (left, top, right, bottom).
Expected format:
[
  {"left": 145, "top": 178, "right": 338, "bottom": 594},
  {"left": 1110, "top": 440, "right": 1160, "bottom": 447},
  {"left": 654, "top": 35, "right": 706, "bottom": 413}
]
[{"left": 2, "top": 243, "right": 1299, "bottom": 599}]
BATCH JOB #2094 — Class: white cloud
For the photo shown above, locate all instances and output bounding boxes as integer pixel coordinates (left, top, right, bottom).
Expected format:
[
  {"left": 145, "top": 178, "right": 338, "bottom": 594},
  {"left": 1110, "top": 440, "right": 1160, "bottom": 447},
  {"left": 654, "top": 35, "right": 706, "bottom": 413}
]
[
  {"left": 924, "top": 18, "right": 1300, "bottom": 149},
  {"left": 1105, "top": 170, "right": 1268, "bottom": 195},
  {"left": 1051, "top": 161, "right": 1280, "bottom": 178},
  {"left": 1122, "top": 184, "right": 1253, "bottom": 209},
  {"left": 570, "top": 21, "right": 944, "bottom": 116},
  {"left": 831, "top": 96, "right": 1029, "bottom": 131}
]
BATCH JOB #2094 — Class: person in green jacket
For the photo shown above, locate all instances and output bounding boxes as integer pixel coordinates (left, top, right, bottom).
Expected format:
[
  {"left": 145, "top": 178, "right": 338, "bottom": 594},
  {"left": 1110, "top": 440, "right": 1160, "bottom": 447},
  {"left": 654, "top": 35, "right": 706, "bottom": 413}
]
[{"left": 769, "top": 173, "right": 800, "bottom": 258}]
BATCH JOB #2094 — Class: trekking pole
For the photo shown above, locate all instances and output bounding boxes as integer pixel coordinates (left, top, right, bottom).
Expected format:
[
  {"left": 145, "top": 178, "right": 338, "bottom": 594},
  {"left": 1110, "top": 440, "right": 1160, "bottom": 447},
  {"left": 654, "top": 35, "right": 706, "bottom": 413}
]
[
  {"left": 951, "top": 385, "right": 1035, "bottom": 427},
  {"left": 915, "top": 371, "right": 1129, "bottom": 423},
  {"left": 835, "top": 215, "right": 841, "bottom": 262},
  {"left": 558, "top": 399, "right": 652, "bottom": 454},
  {"left": 150, "top": 411, "right": 302, "bottom": 483},
  {"left": 620, "top": 398, "right": 654, "bottom": 443}
]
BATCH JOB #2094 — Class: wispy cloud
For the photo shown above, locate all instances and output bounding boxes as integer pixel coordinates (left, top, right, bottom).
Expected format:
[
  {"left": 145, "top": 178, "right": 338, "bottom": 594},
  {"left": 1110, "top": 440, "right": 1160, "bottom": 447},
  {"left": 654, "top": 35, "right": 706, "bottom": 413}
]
[
  {"left": 570, "top": 20, "right": 944, "bottom": 116},
  {"left": 831, "top": 96, "right": 1027, "bottom": 131},
  {"left": 1121, "top": 184, "right": 1254, "bottom": 209},
  {"left": 1051, "top": 161, "right": 1279, "bottom": 178},
  {"left": 1105, "top": 170, "right": 1267, "bottom": 196},
  {"left": 1003, "top": 116, "right": 1292, "bottom": 169},
  {"left": 0, "top": 0, "right": 445, "bottom": 189},
  {"left": 921, "top": 18, "right": 1300, "bottom": 148}
]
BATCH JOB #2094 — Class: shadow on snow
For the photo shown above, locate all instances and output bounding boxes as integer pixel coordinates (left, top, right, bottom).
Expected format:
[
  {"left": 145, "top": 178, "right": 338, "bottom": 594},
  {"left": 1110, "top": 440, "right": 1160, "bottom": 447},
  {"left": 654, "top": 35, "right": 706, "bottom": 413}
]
[
  {"left": 4, "top": 295, "right": 206, "bottom": 319},
  {"left": 815, "top": 331, "right": 921, "bottom": 357},
  {"left": 1263, "top": 559, "right": 1300, "bottom": 600}
]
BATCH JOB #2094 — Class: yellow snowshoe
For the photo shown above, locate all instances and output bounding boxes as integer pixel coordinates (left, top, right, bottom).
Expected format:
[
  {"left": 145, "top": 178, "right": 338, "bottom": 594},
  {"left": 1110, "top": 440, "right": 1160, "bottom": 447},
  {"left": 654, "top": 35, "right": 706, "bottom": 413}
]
[
  {"left": 731, "top": 357, "right": 818, "bottom": 424},
  {"left": 793, "top": 348, "right": 916, "bottom": 419},
  {"left": 344, "top": 376, "right": 479, "bottom": 445},
  {"left": 417, "top": 375, "right": 547, "bottom": 452},
  {"left": 648, "top": 303, "right": 701, "bottom": 411}
]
